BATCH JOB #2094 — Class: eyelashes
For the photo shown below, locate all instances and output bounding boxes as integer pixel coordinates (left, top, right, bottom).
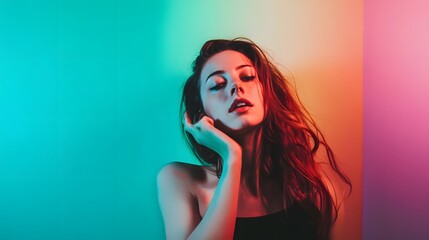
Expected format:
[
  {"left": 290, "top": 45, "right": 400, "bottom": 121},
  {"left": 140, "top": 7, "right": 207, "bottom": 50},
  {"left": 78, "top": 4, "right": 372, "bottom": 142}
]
[
  {"left": 209, "top": 75, "right": 255, "bottom": 91},
  {"left": 210, "top": 82, "right": 226, "bottom": 91},
  {"left": 241, "top": 75, "right": 255, "bottom": 81}
]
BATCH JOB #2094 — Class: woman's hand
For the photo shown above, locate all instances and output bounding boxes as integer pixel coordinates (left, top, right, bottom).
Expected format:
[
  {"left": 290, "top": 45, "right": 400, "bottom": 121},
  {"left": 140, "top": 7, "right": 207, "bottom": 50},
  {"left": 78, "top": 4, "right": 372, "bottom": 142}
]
[
  {"left": 179, "top": 112, "right": 242, "bottom": 240},
  {"left": 183, "top": 112, "right": 241, "bottom": 164}
]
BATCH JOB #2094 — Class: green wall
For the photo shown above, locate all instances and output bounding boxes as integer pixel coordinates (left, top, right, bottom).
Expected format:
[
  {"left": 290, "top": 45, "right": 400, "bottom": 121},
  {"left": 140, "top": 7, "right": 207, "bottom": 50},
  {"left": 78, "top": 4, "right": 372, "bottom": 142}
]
[{"left": 0, "top": 0, "right": 183, "bottom": 239}]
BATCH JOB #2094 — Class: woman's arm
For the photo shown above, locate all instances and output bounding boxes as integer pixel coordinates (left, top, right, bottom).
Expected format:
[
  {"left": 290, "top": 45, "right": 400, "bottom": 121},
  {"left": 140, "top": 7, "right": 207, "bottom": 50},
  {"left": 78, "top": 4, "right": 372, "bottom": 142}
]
[
  {"left": 157, "top": 163, "right": 202, "bottom": 240},
  {"left": 187, "top": 149, "right": 241, "bottom": 240},
  {"left": 157, "top": 114, "right": 242, "bottom": 240}
]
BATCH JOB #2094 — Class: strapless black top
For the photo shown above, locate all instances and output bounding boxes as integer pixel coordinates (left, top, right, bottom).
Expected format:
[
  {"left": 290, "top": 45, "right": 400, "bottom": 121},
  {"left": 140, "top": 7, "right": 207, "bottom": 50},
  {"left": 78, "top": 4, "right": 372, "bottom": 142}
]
[{"left": 233, "top": 201, "right": 321, "bottom": 240}]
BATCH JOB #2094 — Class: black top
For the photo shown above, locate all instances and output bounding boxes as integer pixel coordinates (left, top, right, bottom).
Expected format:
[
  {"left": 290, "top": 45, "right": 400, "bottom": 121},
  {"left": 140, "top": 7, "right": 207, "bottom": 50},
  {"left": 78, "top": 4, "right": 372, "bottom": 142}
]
[{"left": 233, "top": 201, "right": 321, "bottom": 240}]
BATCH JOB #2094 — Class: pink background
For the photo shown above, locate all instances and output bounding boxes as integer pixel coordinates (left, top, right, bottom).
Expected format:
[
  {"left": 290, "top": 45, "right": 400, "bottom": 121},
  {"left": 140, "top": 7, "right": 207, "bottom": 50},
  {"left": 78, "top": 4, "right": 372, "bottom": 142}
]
[{"left": 364, "top": 0, "right": 429, "bottom": 238}]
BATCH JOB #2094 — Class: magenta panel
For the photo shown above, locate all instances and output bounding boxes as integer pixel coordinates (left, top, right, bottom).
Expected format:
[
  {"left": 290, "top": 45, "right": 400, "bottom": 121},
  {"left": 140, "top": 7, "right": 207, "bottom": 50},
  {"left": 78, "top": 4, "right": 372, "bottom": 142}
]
[{"left": 363, "top": 0, "right": 429, "bottom": 239}]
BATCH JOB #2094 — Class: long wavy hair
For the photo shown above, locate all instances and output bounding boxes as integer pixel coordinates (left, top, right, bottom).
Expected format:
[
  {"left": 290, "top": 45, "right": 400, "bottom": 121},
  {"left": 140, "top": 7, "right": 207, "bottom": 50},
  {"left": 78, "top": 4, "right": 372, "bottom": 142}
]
[{"left": 180, "top": 38, "right": 351, "bottom": 239}]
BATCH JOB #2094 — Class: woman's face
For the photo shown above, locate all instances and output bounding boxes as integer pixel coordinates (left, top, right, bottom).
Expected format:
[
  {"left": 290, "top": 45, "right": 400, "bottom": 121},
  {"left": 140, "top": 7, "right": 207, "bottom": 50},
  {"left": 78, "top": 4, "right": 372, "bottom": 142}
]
[{"left": 199, "top": 50, "right": 264, "bottom": 132}]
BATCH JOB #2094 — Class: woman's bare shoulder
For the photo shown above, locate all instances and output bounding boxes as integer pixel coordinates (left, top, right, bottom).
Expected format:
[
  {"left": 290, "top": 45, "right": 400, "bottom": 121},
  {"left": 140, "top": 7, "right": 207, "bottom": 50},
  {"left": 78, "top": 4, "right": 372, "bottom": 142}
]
[
  {"left": 157, "top": 162, "right": 209, "bottom": 239},
  {"left": 157, "top": 161, "right": 211, "bottom": 187}
]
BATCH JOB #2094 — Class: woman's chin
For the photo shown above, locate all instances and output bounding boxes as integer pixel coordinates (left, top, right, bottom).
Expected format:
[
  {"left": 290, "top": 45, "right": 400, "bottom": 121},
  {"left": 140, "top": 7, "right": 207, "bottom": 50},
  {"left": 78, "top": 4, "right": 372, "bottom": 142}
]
[
  {"left": 223, "top": 124, "right": 261, "bottom": 137},
  {"left": 214, "top": 119, "right": 262, "bottom": 136}
]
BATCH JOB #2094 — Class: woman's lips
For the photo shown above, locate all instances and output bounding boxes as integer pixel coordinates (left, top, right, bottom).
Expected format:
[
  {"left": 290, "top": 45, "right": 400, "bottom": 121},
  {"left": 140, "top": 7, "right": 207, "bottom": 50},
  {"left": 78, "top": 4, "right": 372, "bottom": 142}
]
[
  {"left": 229, "top": 98, "right": 254, "bottom": 113},
  {"left": 232, "top": 105, "right": 251, "bottom": 113}
]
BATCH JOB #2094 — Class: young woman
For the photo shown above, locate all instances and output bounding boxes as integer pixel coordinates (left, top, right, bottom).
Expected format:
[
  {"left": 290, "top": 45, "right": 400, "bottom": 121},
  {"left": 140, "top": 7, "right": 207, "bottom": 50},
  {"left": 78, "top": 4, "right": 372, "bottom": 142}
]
[{"left": 157, "top": 38, "right": 351, "bottom": 240}]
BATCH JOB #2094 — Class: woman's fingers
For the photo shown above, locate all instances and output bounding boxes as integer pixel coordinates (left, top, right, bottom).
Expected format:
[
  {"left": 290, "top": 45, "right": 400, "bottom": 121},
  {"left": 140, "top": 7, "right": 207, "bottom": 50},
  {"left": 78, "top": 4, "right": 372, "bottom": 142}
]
[
  {"left": 184, "top": 112, "right": 215, "bottom": 130},
  {"left": 203, "top": 116, "right": 215, "bottom": 126},
  {"left": 183, "top": 112, "right": 196, "bottom": 134},
  {"left": 182, "top": 111, "right": 240, "bottom": 159},
  {"left": 196, "top": 116, "right": 216, "bottom": 132},
  {"left": 183, "top": 113, "right": 218, "bottom": 144},
  {"left": 183, "top": 112, "right": 192, "bottom": 126}
]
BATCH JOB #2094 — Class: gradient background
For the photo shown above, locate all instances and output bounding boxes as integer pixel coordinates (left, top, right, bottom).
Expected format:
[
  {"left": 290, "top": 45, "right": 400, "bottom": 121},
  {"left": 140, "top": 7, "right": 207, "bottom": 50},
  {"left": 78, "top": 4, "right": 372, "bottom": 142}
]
[
  {"left": 363, "top": 0, "right": 429, "bottom": 239},
  {"left": 0, "top": 0, "right": 427, "bottom": 239}
]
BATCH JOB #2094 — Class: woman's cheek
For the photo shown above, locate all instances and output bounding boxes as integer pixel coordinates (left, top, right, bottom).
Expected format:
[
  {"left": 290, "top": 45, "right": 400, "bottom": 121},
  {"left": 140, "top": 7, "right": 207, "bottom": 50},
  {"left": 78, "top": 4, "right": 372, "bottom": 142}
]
[{"left": 208, "top": 103, "right": 221, "bottom": 120}]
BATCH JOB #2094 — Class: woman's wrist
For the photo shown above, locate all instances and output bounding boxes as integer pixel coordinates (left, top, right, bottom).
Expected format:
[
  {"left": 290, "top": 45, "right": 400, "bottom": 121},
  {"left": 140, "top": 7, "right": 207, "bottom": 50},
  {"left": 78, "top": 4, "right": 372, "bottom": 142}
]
[{"left": 221, "top": 144, "right": 242, "bottom": 169}]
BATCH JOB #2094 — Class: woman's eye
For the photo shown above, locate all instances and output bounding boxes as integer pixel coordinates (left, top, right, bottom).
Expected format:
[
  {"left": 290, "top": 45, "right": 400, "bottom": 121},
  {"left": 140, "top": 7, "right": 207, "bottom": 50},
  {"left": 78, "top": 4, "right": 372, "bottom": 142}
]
[
  {"left": 210, "top": 83, "right": 226, "bottom": 91},
  {"left": 241, "top": 75, "right": 255, "bottom": 81}
]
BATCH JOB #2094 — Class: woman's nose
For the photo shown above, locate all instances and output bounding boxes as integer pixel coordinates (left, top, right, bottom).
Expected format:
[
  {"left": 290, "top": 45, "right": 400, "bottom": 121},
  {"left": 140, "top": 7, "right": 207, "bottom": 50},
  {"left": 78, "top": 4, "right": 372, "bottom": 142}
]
[{"left": 231, "top": 83, "right": 244, "bottom": 96}]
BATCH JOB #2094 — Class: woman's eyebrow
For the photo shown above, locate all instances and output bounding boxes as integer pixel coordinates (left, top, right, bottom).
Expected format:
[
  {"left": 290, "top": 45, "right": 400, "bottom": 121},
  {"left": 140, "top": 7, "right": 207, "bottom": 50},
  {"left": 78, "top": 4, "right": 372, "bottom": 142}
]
[
  {"left": 205, "top": 65, "right": 253, "bottom": 82},
  {"left": 236, "top": 64, "right": 252, "bottom": 70},
  {"left": 206, "top": 70, "right": 225, "bottom": 82}
]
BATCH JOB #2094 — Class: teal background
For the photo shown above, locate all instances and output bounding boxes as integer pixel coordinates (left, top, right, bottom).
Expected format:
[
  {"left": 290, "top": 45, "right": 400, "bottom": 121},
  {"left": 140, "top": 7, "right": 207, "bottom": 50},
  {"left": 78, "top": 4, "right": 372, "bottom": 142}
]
[{"left": 0, "top": 0, "right": 193, "bottom": 239}]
